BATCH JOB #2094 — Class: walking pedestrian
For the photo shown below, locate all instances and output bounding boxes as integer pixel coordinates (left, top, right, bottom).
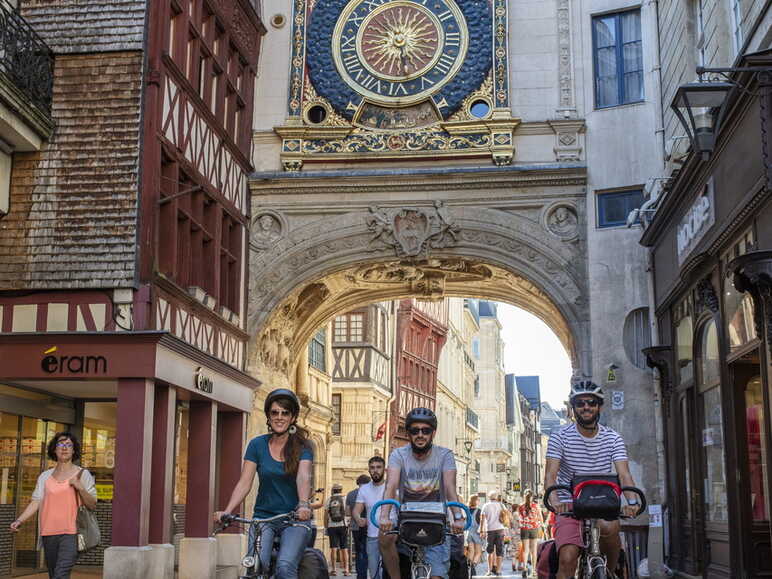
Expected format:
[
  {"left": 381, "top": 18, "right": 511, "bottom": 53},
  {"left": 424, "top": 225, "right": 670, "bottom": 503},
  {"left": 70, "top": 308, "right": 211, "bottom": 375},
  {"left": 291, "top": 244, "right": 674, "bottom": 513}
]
[
  {"left": 10, "top": 432, "right": 97, "bottom": 579},
  {"left": 517, "top": 490, "right": 543, "bottom": 577},
  {"left": 352, "top": 456, "right": 389, "bottom": 579},
  {"left": 480, "top": 491, "right": 506, "bottom": 576},
  {"left": 346, "top": 474, "right": 370, "bottom": 578},
  {"left": 465, "top": 495, "right": 485, "bottom": 575},
  {"left": 325, "top": 483, "right": 350, "bottom": 575}
]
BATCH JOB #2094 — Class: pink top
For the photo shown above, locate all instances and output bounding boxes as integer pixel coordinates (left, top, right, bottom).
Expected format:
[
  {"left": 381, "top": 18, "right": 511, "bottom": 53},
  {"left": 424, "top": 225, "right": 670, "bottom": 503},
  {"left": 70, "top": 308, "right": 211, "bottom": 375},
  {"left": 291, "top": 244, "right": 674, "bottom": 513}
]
[{"left": 39, "top": 474, "right": 78, "bottom": 536}]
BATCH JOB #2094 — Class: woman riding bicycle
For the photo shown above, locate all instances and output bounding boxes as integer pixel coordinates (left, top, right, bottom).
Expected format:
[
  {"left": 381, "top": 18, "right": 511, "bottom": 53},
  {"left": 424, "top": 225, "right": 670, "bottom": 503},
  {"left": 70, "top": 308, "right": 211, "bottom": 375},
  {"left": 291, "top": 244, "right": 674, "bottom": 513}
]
[{"left": 214, "top": 388, "right": 314, "bottom": 579}]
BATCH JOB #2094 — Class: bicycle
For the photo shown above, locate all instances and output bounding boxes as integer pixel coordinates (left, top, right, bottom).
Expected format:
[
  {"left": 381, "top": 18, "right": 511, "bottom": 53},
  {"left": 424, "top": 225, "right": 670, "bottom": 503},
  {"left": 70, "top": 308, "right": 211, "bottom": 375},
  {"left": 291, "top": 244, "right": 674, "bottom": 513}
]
[
  {"left": 543, "top": 475, "right": 646, "bottom": 579},
  {"left": 370, "top": 499, "right": 472, "bottom": 579},
  {"left": 215, "top": 511, "right": 328, "bottom": 578}
]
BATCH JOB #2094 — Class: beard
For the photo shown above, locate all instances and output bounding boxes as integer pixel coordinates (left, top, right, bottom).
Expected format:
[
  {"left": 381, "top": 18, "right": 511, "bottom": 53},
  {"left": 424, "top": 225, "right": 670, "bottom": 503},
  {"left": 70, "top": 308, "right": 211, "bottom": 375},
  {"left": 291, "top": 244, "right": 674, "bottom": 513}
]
[
  {"left": 576, "top": 412, "right": 599, "bottom": 428},
  {"left": 410, "top": 439, "right": 433, "bottom": 455},
  {"left": 370, "top": 471, "right": 384, "bottom": 483}
]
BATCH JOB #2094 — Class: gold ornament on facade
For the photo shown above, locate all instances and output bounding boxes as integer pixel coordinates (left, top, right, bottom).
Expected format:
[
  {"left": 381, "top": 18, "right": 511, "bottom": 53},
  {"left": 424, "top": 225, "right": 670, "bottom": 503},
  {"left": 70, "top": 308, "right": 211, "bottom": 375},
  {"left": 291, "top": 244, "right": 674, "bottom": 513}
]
[
  {"left": 303, "top": 84, "right": 350, "bottom": 127},
  {"left": 447, "top": 72, "right": 493, "bottom": 122}
]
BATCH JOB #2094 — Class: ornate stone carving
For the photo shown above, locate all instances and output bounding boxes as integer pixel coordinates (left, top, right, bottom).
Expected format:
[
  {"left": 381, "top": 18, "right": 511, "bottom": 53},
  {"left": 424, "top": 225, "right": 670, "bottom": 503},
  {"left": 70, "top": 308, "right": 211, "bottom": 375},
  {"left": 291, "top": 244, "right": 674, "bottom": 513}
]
[
  {"left": 366, "top": 202, "right": 460, "bottom": 257},
  {"left": 548, "top": 119, "right": 584, "bottom": 162},
  {"left": 556, "top": 0, "right": 575, "bottom": 115},
  {"left": 730, "top": 250, "right": 772, "bottom": 357},
  {"left": 545, "top": 204, "right": 578, "bottom": 238},
  {"left": 251, "top": 212, "right": 285, "bottom": 250},
  {"left": 695, "top": 278, "right": 719, "bottom": 315}
]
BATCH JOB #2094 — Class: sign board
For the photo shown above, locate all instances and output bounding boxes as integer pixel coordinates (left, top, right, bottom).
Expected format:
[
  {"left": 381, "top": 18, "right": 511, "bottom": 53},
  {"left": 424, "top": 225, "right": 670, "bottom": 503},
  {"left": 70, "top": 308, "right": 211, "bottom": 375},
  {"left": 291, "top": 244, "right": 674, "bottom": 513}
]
[
  {"left": 677, "top": 178, "right": 715, "bottom": 265},
  {"left": 612, "top": 391, "right": 624, "bottom": 410},
  {"left": 96, "top": 483, "right": 114, "bottom": 501},
  {"left": 607, "top": 367, "right": 617, "bottom": 383},
  {"left": 512, "top": 481, "right": 521, "bottom": 492}
]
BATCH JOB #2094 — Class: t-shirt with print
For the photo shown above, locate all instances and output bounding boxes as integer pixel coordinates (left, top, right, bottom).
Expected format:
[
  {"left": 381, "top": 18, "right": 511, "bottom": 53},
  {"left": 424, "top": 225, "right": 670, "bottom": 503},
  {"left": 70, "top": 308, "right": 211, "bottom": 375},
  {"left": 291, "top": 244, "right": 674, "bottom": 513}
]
[
  {"left": 388, "top": 444, "right": 456, "bottom": 503},
  {"left": 325, "top": 494, "right": 347, "bottom": 528},
  {"left": 244, "top": 434, "right": 313, "bottom": 518},
  {"left": 481, "top": 501, "right": 504, "bottom": 532},
  {"left": 546, "top": 423, "right": 628, "bottom": 502},
  {"left": 356, "top": 481, "right": 394, "bottom": 538}
]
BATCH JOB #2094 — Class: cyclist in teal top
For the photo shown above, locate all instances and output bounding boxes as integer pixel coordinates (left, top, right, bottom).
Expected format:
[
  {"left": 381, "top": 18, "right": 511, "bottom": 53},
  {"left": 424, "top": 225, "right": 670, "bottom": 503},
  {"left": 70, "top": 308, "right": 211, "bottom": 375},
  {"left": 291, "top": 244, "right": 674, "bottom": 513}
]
[{"left": 214, "top": 389, "right": 314, "bottom": 578}]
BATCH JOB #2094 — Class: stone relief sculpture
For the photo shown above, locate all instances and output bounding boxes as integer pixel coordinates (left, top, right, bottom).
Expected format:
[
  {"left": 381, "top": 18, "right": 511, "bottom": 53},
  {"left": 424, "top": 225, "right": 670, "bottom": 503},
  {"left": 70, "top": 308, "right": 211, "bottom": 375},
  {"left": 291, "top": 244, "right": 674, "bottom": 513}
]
[
  {"left": 252, "top": 213, "right": 284, "bottom": 249},
  {"left": 366, "top": 202, "right": 459, "bottom": 257},
  {"left": 546, "top": 205, "right": 578, "bottom": 237}
]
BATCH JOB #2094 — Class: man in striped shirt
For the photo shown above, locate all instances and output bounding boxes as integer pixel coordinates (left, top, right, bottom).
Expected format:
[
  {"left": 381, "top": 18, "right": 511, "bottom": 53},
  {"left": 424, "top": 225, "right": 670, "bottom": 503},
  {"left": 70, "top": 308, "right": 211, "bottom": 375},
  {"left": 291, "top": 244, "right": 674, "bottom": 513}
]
[{"left": 544, "top": 381, "right": 641, "bottom": 579}]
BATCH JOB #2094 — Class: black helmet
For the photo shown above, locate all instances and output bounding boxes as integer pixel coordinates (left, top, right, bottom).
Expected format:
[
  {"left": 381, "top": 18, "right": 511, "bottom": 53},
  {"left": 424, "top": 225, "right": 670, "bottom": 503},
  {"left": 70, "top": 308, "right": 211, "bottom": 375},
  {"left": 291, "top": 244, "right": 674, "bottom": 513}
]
[
  {"left": 405, "top": 407, "right": 437, "bottom": 430},
  {"left": 569, "top": 380, "right": 604, "bottom": 404},
  {"left": 264, "top": 388, "right": 300, "bottom": 417}
]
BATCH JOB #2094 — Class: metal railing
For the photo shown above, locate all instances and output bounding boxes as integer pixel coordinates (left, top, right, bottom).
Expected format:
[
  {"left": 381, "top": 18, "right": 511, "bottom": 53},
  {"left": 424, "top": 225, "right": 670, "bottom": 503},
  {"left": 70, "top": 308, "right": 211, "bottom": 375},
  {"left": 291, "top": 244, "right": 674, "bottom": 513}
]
[{"left": 0, "top": 0, "right": 53, "bottom": 114}]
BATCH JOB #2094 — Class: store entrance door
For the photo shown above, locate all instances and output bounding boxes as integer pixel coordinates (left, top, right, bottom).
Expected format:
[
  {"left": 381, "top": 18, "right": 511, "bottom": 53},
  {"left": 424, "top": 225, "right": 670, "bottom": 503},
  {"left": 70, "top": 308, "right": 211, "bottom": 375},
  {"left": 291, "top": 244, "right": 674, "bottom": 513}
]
[{"left": 0, "top": 412, "right": 66, "bottom": 576}]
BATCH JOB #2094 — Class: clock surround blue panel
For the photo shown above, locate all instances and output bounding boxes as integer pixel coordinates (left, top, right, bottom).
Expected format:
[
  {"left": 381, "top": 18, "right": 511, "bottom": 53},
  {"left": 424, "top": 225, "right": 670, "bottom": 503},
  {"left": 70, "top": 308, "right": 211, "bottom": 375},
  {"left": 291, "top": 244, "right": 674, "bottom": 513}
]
[{"left": 306, "top": 0, "right": 492, "bottom": 120}]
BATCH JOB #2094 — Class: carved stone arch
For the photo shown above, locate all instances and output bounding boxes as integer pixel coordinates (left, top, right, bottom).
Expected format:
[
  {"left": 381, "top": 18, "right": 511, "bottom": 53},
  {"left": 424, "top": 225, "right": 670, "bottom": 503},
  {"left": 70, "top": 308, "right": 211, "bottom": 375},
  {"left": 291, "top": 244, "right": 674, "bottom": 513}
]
[{"left": 248, "top": 204, "right": 590, "bottom": 387}]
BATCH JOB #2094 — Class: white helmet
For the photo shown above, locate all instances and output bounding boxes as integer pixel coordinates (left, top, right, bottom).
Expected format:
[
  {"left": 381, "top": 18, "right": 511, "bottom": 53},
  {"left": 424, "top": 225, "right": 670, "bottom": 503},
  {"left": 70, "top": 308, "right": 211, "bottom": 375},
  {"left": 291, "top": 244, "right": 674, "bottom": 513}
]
[{"left": 569, "top": 380, "right": 604, "bottom": 404}]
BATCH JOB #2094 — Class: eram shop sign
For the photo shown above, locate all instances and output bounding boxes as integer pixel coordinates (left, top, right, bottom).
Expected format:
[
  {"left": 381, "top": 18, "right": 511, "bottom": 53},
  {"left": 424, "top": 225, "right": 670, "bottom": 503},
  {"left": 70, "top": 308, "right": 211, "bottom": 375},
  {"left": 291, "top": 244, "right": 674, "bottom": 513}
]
[
  {"left": 677, "top": 178, "right": 715, "bottom": 266},
  {"left": 41, "top": 346, "right": 107, "bottom": 374}
]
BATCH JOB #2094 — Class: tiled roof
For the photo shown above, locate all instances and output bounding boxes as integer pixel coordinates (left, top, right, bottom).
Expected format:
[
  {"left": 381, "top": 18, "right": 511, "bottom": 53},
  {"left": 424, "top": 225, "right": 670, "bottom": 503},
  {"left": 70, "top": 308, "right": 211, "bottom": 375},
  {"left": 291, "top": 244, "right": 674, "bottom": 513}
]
[
  {"left": 21, "top": 0, "right": 145, "bottom": 53},
  {"left": 0, "top": 52, "right": 142, "bottom": 289}
]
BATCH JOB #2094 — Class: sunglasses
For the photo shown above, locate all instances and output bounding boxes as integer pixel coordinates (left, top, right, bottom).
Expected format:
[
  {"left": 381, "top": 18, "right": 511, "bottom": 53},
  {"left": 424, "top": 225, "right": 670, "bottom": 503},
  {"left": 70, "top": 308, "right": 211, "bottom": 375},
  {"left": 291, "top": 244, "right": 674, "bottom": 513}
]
[
  {"left": 408, "top": 426, "right": 434, "bottom": 436},
  {"left": 573, "top": 399, "right": 600, "bottom": 408},
  {"left": 270, "top": 409, "right": 292, "bottom": 418},
  {"left": 56, "top": 441, "right": 74, "bottom": 449}
]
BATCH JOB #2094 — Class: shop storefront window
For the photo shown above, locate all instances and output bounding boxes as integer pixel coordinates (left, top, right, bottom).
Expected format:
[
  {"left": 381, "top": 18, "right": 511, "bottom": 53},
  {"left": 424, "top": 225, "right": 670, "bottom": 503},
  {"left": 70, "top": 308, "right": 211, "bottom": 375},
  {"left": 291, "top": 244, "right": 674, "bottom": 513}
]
[
  {"left": 701, "top": 387, "right": 727, "bottom": 522},
  {"left": 676, "top": 313, "right": 694, "bottom": 383},
  {"left": 680, "top": 397, "right": 693, "bottom": 519},
  {"left": 172, "top": 403, "right": 190, "bottom": 565},
  {"left": 745, "top": 376, "right": 769, "bottom": 522},
  {"left": 81, "top": 403, "right": 117, "bottom": 503},
  {"left": 725, "top": 278, "right": 756, "bottom": 354},
  {"left": 701, "top": 322, "right": 720, "bottom": 384}
]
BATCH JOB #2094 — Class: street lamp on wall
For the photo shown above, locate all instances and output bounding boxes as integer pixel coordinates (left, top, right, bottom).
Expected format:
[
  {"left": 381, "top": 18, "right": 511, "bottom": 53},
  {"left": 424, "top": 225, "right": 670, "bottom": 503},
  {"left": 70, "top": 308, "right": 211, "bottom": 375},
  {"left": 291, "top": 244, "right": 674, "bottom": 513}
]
[
  {"left": 456, "top": 438, "right": 475, "bottom": 455},
  {"left": 672, "top": 57, "right": 772, "bottom": 161},
  {"left": 671, "top": 80, "right": 733, "bottom": 160}
]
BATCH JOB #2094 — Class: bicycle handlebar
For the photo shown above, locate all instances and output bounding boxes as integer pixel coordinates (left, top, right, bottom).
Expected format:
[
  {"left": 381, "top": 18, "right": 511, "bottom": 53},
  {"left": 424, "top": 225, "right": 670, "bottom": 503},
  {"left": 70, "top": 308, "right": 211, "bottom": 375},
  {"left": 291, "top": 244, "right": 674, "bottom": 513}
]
[
  {"left": 218, "top": 511, "right": 295, "bottom": 528},
  {"left": 543, "top": 484, "right": 647, "bottom": 519},
  {"left": 369, "top": 500, "right": 473, "bottom": 531}
]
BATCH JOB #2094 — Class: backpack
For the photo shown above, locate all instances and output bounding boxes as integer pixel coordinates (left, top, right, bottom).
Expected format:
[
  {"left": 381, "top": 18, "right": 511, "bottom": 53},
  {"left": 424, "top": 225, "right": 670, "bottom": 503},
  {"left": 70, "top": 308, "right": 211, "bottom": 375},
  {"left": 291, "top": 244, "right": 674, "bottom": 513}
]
[
  {"left": 537, "top": 539, "right": 559, "bottom": 579},
  {"left": 298, "top": 547, "right": 330, "bottom": 578},
  {"left": 499, "top": 505, "right": 511, "bottom": 526},
  {"left": 328, "top": 495, "right": 345, "bottom": 523}
]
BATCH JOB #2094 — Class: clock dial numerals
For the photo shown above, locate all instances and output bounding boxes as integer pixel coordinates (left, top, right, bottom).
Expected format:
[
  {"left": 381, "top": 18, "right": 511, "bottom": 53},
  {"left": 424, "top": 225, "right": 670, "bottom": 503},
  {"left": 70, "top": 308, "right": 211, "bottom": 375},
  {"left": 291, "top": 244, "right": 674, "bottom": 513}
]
[{"left": 332, "top": 0, "right": 468, "bottom": 105}]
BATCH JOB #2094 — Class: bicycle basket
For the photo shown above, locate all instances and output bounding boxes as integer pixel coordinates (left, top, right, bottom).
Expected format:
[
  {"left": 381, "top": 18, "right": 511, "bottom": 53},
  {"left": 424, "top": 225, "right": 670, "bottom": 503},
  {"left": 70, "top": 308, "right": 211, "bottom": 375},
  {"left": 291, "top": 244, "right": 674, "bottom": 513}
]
[
  {"left": 398, "top": 502, "right": 447, "bottom": 547},
  {"left": 571, "top": 474, "right": 622, "bottom": 521}
]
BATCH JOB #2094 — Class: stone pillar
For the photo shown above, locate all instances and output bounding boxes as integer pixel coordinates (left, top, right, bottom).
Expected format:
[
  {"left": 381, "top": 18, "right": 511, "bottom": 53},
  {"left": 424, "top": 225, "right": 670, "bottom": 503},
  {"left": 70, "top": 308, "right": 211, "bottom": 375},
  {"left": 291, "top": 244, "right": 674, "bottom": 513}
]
[
  {"left": 147, "top": 385, "right": 177, "bottom": 579},
  {"left": 216, "top": 412, "right": 248, "bottom": 574},
  {"left": 179, "top": 400, "right": 218, "bottom": 579},
  {"left": 296, "top": 345, "right": 310, "bottom": 400},
  {"left": 104, "top": 379, "right": 155, "bottom": 579}
]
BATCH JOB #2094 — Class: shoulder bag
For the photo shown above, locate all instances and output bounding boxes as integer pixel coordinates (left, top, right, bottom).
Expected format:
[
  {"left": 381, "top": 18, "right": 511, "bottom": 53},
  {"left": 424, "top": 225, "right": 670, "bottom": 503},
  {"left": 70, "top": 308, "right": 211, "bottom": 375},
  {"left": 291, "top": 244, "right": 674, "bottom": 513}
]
[{"left": 73, "top": 469, "right": 101, "bottom": 552}]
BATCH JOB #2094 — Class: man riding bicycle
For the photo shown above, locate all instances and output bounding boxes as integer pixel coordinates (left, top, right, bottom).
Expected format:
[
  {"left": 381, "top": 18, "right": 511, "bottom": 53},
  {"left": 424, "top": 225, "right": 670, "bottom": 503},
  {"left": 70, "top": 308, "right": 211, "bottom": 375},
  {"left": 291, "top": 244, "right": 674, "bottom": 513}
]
[
  {"left": 214, "top": 388, "right": 314, "bottom": 578},
  {"left": 544, "top": 381, "right": 641, "bottom": 579},
  {"left": 378, "top": 407, "right": 465, "bottom": 579}
]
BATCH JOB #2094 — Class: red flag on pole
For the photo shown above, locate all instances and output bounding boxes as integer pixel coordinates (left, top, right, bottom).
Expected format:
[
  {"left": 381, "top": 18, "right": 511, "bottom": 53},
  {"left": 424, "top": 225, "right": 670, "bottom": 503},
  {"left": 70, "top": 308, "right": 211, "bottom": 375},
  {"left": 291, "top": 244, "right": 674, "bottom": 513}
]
[{"left": 374, "top": 422, "right": 386, "bottom": 441}]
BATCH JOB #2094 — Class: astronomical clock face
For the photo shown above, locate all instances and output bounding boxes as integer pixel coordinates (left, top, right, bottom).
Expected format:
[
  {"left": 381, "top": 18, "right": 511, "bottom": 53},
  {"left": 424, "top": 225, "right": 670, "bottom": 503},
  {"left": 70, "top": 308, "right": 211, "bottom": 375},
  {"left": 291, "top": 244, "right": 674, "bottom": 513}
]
[
  {"left": 333, "top": 0, "right": 468, "bottom": 106},
  {"left": 306, "top": 0, "right": 492, "bottom": 124}
]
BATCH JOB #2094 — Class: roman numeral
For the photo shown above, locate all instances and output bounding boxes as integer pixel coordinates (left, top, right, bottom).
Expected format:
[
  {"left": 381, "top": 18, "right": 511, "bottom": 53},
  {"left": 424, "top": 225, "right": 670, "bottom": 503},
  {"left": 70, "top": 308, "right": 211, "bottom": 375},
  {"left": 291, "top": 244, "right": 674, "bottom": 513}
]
[
  {"left": 434, "top": 53, "right": 455, "bottom": 74},
  {"left": 387, "top": 82, "right": 408, "bottom": 97},
  {"left": 437, "top": 10, "right": 453, "bottom": 21},
  {"left": 364, "top": 0, "right": 387, "bottom": 11},
  {"left": 445, "top": 32, "right": 461, "bottom": 47},
  {"left": 420, "top": 76, "right": 435, "bottom": 90},
  {"left": 360, "top": 75, "right": 382, "bottom": 92},
  {"left": 341, "top": 34, "right": 356, "bottom": 52}
]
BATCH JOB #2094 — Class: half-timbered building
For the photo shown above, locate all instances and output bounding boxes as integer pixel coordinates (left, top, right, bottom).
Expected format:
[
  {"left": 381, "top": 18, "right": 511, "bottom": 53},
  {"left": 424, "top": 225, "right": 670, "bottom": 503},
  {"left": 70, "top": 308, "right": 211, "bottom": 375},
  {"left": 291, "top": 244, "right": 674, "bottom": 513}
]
[{"left": 0, "top": 1, "right": 265, "bottom": 577}]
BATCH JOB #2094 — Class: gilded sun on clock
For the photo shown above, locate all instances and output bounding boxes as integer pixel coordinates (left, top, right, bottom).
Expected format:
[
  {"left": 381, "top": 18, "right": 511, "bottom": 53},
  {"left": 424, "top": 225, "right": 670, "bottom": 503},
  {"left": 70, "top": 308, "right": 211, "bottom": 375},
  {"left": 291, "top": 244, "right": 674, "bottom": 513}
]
[{"left": 359, "top": 5, "right": 442, "bottom": 80}]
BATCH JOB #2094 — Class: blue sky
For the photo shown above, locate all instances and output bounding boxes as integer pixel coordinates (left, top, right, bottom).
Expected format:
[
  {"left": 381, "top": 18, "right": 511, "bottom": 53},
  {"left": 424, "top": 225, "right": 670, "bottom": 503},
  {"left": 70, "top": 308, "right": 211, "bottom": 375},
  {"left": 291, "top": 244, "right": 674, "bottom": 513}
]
[{"left": 497, "top": 303, "right": 572, "bottom": 408}]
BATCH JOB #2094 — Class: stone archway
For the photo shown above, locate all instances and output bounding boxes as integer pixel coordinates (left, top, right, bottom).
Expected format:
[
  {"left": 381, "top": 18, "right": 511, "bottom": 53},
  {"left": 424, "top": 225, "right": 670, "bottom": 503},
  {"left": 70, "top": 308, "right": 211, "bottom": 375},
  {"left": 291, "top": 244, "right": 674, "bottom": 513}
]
[{"left": 247, "top": 165, "right": 589, "bottom": 389}]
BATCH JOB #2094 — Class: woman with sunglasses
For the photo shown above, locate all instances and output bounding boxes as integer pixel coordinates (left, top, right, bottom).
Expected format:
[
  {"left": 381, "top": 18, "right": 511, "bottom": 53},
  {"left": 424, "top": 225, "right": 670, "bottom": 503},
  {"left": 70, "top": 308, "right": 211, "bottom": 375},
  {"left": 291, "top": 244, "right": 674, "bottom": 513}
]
[
  {"left": 10, "top": 432, "right": 97, "bottom": 579},
  {"left": 214, "top": 388, "right": 314, "bottom": 578}
]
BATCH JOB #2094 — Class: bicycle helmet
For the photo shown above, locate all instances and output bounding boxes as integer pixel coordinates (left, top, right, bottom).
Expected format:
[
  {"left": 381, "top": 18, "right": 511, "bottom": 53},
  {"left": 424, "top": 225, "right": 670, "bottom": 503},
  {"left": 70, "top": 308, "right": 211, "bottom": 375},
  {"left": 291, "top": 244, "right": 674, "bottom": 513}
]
[
  {"left": 569, "top": 380, "right": 604, "bottom": 404},
  {"left": 263, "top": 388, "right": 300, "bottom": 417},
  {"left": 405, "top": 407, "right": 438, "bottom": 430}
]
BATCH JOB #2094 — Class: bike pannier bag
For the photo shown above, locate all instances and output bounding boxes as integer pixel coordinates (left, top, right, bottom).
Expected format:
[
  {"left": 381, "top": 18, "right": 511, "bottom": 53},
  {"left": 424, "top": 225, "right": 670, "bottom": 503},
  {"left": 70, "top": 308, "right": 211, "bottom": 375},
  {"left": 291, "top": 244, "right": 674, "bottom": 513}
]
[
  {"left": 571, "top": 474, "right": 622, "bottom": 521},
  {"left": 297, "top": 547, "right": 329, "bottom": 578},
  {"left": 398, "top": 502, "right": 446, "bottom": 547},
  {"left": 536, "top": 539, "right": 558, "bottom": 579},
  {"left": 328, "top": 495, "right": 345, "bottom": 522}
]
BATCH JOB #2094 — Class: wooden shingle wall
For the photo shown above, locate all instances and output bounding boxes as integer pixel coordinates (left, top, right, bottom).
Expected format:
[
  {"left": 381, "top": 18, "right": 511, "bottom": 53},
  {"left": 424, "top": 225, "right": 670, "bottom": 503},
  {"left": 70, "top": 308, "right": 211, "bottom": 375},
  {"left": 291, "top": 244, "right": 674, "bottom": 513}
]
[
  {"left": 0, "top": 52, "right": 143, "bottom": 289},
  {"left": 20, "top": 0, "right": 146, "bottom": 53}
]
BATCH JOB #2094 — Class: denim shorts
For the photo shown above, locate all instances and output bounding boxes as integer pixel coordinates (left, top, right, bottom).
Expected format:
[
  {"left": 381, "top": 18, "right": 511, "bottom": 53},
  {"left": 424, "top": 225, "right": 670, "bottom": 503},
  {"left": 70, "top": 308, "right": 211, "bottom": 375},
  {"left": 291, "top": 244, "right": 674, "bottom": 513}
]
[{"left": 421, "top": 536, "right": 450, "bottom": 577}]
